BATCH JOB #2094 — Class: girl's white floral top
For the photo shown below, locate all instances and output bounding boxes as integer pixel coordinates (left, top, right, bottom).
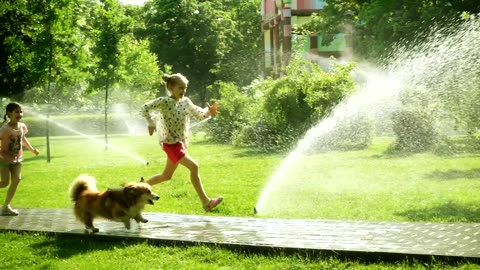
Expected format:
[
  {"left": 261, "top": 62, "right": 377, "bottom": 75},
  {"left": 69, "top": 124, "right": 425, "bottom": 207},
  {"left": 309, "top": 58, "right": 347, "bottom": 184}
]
[{"left": 141, "top": 96, "right": 210, "bottom": 144}]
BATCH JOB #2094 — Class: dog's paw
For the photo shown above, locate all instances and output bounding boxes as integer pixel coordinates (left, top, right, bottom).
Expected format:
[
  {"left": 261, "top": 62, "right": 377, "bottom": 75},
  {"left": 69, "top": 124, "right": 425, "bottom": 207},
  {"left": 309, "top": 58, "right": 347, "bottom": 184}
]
[
  {"left": 85, "top": 227, "right": 99, "bottom": 234},
  {"left": 134, "top": 217, "right": 148, "bottom": 223},
  {"left": 134, "top": 214, "right": 148, "bottom": 223},
  {"left": 122, "top": 220, "right": 132, "bottom": 230}
]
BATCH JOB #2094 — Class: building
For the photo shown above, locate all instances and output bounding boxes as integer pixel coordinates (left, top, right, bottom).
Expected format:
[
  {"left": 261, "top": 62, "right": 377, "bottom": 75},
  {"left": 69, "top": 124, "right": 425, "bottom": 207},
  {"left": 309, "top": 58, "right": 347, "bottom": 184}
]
[{"left": 261, "top": 0, "right": 352, "bottom": 76}]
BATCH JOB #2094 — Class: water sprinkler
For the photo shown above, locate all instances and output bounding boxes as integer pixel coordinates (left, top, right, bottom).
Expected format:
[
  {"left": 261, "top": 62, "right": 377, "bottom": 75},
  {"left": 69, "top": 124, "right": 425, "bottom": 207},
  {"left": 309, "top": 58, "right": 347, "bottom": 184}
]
[
  {"left": 253, "top": 207, "right": 258, "bottom": 215},
  {"left": 146, "top": 161, "right": 149, "bottom": 166}
]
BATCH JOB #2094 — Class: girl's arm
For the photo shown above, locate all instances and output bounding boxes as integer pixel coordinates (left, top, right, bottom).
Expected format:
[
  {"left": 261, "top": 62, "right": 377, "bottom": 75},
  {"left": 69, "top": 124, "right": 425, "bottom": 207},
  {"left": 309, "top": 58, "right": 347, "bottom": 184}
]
[
  {"left": 0, "top": 130, "right": 8, "bottom": 162},
  {"left": 141, "top": 99, "right": 159, "bottom": 126},
  {"left": 0, "top": 128, "right": 7, "bottom": 153},
  {"left": 21, "top": 124, "right": 39, "bottom": 155},
  {"left": 22, "top": 137, "right": 39, "bottom": 155},
  {"left": 141, "top": 98, "right": 164, "bottom": 136},
  {"left": 186, "top": 98, "right": 219, "bottom": 120}
]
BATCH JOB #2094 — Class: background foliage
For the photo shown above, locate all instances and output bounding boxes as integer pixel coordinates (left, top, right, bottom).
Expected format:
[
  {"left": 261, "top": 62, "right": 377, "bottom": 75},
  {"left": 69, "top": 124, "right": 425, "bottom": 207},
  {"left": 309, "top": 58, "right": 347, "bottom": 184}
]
[
  {"left": 208, "top": 56, "right": 359, "bottom": 151},
  {"left": 0, "top": 0, "right": 479, "bottom": 152}
]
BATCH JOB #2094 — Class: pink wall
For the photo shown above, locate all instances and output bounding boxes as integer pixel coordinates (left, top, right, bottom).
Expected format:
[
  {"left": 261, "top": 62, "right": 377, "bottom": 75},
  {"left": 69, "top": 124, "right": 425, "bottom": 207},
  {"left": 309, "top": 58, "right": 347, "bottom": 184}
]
[{"left": 263, "top": 0, "right": 276, "bottom": 19}]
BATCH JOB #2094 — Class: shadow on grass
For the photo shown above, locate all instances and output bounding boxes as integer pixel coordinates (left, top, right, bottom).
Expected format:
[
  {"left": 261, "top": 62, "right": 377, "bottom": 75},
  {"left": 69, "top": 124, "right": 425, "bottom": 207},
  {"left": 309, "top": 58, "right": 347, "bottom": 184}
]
[
  {"left": 233, "top": 148, "right": 284, "bottom": 158},
  {"left": 29, "top": 233, "right": 140, "bottom": 259},
  {"left": 426, "top": 168, "right": 480, "bottom": 180},
  {"left": 369, "top": 137, "right": 480, "bottom": 159},
  {"left": 434, "top": 137, "right": 480, "bottom": 156},
  {"left": 395, "top": 201, "right": 480, "bottom": 222}
]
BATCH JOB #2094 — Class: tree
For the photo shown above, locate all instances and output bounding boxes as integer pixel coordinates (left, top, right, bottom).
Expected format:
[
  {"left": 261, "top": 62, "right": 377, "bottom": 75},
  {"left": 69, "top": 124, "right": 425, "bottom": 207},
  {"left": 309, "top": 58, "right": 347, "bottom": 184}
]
[
  {"left": 0, "top": 0, "right": 94, "bottom": 102},
  {"left": 142, "top": 0, "right": 262, "bottom": 103},
  {"left": 0, "top": 0, "right": 54, "bottom": 99},
  {"left": 355, "top": 0, "right": 480, "bottom": 60},
  {"left": 90, "top": 0, "right": 132, "bottom": 149},
  {"left": 215, "top": 0, "right": 263, "bottom": 88},
  {"left": 116, "top": 35, "right": 162, "bottom": 108},
  {"left": 296, "top": 0, "right": 480, "bottom": 60}
]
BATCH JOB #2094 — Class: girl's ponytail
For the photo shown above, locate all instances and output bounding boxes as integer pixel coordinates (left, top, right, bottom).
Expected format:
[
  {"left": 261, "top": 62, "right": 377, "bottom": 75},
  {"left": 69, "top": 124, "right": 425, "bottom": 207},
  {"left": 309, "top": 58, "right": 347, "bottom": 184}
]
[{"left": 162, "top": 74, "right": 172, "bottom": 83}]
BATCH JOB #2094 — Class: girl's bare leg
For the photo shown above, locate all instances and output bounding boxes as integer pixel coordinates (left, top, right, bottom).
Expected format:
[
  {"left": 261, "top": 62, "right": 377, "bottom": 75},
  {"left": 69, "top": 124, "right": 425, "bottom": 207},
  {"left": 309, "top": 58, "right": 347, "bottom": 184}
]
[
  {"left": 0, "top": 166, "right": 10, "bottom": 188},
  {"left": 3, "top": 164, "right": 21, "bottom": 206},
  {"left": 179, "top": 154, "right": 209, "bottom": 205},
  {"left": 147, "top": 158, "right": 178, "bottom": 186}
]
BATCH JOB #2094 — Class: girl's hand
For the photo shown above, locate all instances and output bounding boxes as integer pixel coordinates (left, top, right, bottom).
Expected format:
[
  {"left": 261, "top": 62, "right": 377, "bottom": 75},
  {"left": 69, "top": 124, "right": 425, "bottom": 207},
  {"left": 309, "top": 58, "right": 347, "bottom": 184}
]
[
  {"left": 207, "top": 102, "right": 220, "bottom": 116},
  {"left": 33, "top": 148, "right": 39, "bottom": 155},
  {"left": 148, "top": 126, "right": 156, "bottom": 136}
]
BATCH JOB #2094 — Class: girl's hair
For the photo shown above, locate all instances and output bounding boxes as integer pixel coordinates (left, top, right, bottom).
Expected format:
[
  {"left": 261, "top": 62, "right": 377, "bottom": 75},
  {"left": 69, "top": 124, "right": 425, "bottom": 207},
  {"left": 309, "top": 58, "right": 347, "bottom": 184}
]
[
  {"left": 162, "top": 73, "right": 189, "bottom": 88},
  {"left": 3, "top": 102, "right": 22, "bottom": 123}
]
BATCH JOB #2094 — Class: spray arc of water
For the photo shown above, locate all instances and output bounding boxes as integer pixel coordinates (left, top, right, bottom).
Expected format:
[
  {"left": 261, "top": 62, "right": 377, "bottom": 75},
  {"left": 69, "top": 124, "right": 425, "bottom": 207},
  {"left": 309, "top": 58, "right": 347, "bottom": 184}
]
[
  {"left": 28, "top": 110, "right": 148, "bottom": 165},
  {"left": 255, "top": 72, "right": 402, "bottom": 214},
  {"left": 255, "top": 17, "right": 480, "bottom": 216}
]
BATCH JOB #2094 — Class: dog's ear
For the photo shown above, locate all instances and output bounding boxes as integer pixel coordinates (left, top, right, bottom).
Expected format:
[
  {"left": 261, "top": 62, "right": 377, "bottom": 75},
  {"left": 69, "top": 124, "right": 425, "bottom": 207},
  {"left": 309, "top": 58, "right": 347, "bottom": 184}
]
[
  {"left": 140, "top": 177, "right": 145, "bottom": 183},
  {"left": 124, "top": 185, "right": 139, "bottom": 199}
]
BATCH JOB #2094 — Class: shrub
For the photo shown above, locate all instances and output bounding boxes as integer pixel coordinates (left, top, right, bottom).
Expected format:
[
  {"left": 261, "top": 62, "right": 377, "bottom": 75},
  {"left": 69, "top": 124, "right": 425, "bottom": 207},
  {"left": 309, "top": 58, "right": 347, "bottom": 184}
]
[
  {"left": 390, "top": 109, "right": 439, "bottom": 152},
  {"left": 205, "top": 82, "right": 255, "bottom": 144},
  {"left": 311, "top": 111, "right": 375, "bottom": 152},
  {"left": 232, "top": 121, "right": 298, "bottom": 152},
  {"left": 230, "top": 57, "right": 358, "bottom": 151}
]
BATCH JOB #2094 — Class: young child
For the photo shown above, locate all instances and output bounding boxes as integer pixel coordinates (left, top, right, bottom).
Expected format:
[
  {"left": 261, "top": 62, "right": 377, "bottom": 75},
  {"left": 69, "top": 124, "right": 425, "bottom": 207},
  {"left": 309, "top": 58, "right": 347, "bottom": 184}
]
[
  {"left": 0, "top": 102, "right": 39, "bottom": 216},
  {"left": 141, "top": 73, "right": 223, "bottom": 212}
]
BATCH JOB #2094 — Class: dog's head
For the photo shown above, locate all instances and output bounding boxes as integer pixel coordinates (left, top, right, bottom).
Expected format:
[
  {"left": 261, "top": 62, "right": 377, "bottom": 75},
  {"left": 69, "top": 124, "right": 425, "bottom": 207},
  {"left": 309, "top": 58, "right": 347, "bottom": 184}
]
[{"left": 123, "top": 181, "right": 160, "bottom": 206}]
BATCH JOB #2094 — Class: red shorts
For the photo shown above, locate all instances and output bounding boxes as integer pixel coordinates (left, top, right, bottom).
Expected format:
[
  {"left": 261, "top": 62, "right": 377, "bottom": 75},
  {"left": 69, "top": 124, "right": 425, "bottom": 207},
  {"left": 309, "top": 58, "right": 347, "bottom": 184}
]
[{"left": 162, "top": 142, "right": 186, "bottom": 164}]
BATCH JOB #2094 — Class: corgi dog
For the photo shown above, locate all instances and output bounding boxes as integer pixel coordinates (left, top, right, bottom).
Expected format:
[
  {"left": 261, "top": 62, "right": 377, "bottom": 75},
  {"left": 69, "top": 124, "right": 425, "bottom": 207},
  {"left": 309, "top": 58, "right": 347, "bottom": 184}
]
[{"left": 69, "top": 174, "right": 159, "bottom": 233}]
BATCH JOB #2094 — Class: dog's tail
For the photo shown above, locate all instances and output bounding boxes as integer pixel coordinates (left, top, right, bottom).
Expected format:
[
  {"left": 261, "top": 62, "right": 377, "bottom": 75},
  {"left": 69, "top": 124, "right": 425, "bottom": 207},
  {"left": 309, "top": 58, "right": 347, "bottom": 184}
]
[{"left": 69, "top": 174, "right": 98, "bottom": 202}]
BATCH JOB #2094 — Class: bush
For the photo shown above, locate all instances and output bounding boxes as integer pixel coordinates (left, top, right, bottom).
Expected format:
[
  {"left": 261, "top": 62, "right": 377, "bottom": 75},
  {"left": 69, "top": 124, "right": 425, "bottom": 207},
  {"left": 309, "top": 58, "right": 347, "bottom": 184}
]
[
  {"left": 230, "top": 57, "right": 358, "bottom": 152},
  {"left": 390, "top": 109, "right": 439, "bottom": 152},
  {"left": 232, "top": 121, "right": 298, "bottom": 152},
  {"left": 310, "top": 111, "right": 375, "bottom": 152},
  {"left": 205, "top": 82, "right": 255, "bottom": 144}
]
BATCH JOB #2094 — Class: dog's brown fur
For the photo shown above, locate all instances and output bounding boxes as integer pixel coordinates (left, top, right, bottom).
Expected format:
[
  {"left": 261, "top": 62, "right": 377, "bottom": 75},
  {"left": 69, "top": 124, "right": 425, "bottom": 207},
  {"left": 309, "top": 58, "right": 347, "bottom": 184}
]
[{"left": 69, "top": 174, "right": 159, "bottom": 233}]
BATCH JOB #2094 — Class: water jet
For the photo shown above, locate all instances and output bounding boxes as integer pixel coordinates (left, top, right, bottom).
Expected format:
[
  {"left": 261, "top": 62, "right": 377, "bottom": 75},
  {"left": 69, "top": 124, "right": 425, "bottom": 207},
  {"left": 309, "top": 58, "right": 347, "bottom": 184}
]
[
  {"left": 26, "top": 110, "right": 148, "bottom": 165},
  {"left": 255, "top": 17, "right": 480, "bottom": 217}
]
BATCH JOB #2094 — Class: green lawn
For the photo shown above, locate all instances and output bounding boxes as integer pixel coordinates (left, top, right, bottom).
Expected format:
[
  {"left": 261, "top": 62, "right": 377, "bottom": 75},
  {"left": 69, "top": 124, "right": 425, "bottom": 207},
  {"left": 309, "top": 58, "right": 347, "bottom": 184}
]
[
  {"left": 12, "top": 133, "right": 282, "bottom": 216},
  {"left": 257, "top": 137, "right": 480, "bottom": 222},
  {"left": 1, "top": 133, "right": 479, "bottom": 269}
]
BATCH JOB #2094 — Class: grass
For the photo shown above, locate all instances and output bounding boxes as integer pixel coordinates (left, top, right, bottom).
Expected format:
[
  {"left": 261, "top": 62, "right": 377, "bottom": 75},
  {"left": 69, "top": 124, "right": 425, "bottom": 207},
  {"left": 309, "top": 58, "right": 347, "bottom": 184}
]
[
  {"left": 12, "top": 133, "right": 282, "bottom": 216},
  {"left": 258, "top": 137, "right": 480, "bottom": 221},
  {"left": 1, "top": 133, "right": 479, "bottom": 269}
]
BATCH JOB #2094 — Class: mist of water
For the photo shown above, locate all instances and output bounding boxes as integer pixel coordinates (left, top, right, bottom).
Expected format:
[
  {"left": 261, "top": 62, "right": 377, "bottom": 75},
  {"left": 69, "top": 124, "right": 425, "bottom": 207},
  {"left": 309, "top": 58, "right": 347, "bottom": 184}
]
[
  {"left": 190, "top": 117, "right": 212, "bottom": 130},
  {"left": 111, "top": 103, "right": 147, "bottom": 136},
  {"left": 27, "top": 110, "right": 148, "bottom": 165},
  {"left": 255, "top": 16, "right": 480, "bottom": 215}
]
